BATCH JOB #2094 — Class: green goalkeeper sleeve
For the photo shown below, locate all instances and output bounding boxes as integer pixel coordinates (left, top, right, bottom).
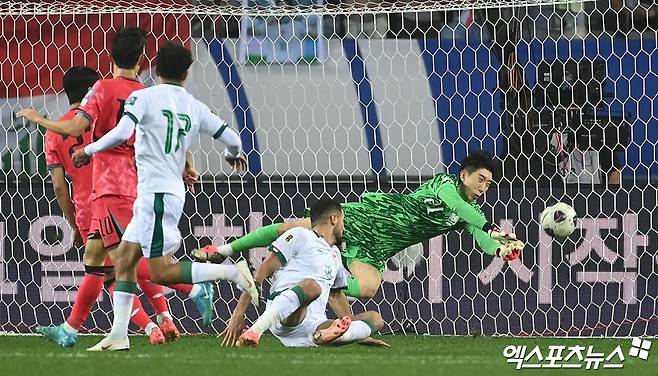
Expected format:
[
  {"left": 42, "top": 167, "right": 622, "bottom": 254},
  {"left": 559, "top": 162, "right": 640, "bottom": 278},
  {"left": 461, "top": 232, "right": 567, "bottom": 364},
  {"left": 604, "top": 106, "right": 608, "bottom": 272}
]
[
  {"left": 467, "top": 224, "right": 500, "bottom": 256},
  {"left": 436, "top": 184, "right": 488, "bottom": 230}
]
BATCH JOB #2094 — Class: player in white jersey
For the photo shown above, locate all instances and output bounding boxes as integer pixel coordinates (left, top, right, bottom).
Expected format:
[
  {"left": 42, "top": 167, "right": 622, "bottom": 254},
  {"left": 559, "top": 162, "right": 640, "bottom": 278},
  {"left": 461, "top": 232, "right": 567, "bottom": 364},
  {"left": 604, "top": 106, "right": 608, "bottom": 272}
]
[
  {"left": 75, "top": 41, "right": 259, "bottom": 351},
  {"left": 222, "top": 199, "right": 388, "bottom": 348}
]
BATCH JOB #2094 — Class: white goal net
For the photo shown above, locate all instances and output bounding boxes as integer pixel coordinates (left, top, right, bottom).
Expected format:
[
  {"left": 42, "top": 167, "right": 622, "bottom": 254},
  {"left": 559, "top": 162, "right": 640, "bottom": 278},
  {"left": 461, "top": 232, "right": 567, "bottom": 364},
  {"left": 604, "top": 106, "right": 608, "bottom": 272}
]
[{"left": 1, "top": 0, "right": 657, "bottom": 337}]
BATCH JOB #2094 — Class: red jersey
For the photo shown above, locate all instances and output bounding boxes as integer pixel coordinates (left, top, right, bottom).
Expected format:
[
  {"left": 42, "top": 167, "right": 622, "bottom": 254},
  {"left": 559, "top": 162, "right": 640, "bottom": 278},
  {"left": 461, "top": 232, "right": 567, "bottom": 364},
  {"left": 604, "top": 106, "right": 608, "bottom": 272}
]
[
  {"left": 78, "top": 77, "right": 144, "bottom": 199},
  {"left": 44, "top": 108, "right": 93, "bottom": 231}
]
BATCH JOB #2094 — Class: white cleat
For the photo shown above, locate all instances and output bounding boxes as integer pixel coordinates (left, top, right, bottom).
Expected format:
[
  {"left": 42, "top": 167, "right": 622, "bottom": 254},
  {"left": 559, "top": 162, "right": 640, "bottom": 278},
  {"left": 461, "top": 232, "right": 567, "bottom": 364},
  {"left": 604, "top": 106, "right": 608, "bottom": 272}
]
[
  {"left": 87, "top": 336, "right": 130, "bottom": 351},
  {"left": 235, "top": 260, "right": 259, "bottom": 306}
]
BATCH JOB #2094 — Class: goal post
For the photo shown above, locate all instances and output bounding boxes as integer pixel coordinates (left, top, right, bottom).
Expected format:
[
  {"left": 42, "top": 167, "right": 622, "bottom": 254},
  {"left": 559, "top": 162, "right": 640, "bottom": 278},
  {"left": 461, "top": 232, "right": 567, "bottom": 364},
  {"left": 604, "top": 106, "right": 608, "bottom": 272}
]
[{"left": 1, "top": 0, "right": 657, "bottom": 336}]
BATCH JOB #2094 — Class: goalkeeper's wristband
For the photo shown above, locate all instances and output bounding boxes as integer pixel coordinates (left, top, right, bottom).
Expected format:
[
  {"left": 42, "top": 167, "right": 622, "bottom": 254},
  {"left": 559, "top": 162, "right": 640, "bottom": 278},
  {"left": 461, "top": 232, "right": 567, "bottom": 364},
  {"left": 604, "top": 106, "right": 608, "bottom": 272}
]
[{"left": 482, "top": 222, "right": 498, "bottom": 233}]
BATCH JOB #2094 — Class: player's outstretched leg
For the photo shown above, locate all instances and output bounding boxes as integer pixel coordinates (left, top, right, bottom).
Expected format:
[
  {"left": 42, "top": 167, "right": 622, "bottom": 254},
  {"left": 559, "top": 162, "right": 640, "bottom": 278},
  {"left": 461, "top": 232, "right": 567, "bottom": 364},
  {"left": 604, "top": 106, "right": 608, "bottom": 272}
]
[
  {"left": 237, "top": 278, "right": 321, "bottom": 347},
  {"left": 137, "top": 257, "right": 215, "bottom": 327},
  {"left": 191, "top": 219, "right": 312, "bottom": 264},
  {"left": 150, "top": 257, "right": 259, "bottom": 306},
  {"left": 318, "top": 311, "right": 385, "bottom": 346},
  {"left": 312, "top": 316, "right": 352, "bottom": 345}
]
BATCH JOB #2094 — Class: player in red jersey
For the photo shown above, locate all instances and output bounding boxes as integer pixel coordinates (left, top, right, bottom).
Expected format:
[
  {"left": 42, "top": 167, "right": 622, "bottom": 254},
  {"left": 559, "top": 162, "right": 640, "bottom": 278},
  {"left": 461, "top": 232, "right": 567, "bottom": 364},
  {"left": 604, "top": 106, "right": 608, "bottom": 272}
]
[
  {"left": 19, "top": 29, "right": 214, "bottom": 347},
  {"left": 44, "top": 67, "right": 97, "bottom": 248}
]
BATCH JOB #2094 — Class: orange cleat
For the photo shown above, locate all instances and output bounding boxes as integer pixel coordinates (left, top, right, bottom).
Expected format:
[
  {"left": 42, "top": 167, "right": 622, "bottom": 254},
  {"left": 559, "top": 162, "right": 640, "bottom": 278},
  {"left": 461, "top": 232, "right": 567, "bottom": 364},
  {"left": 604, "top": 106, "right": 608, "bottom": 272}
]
[
  {"left": 236, "top": 330, "right": 261, "bottom": 347},
  {"left": 159, "top": 317, "right": 180, "bottom": 342},
  {"left": 313, "top": 316, "right": 352, "bottom": 345},
  {"left": 149, "top": 327, "right": 166, "bottom": 345}
]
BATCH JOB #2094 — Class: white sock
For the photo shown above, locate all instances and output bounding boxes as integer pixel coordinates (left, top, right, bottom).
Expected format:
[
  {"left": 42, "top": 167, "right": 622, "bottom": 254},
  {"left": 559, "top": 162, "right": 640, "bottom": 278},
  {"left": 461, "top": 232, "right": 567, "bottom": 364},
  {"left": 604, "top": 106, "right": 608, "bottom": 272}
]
[
  {"left": 108, "top": 291, "right": 134, "bottom": 340},
  {"left": 157, "top": 312, "right": 172, "bottom": 325},
  {"left": 61, "top": 321, "right": 77, "bottom": 335},
  {"left": 218, "top": 244, "right": 233, "bottom": 257},
  {"left": 333, "top": 321, "right": 373, "bottom": 344},
  {"left": 191, "top": 262, "right": 238, "bottom": 283},
  {"left": 188, "top": 284, "right": 202, "bottom": 299},
  {"left": 144, "top": 322, "right": 158, "bottom": 336},
  {"left": 251, "top": 289, "right": 301, "bottom": 334}
]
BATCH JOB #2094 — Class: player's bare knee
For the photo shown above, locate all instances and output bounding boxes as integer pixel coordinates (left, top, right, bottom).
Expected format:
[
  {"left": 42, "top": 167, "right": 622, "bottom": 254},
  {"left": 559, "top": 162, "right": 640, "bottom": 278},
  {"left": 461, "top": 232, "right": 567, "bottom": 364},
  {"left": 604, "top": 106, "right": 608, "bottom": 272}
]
[
  {"left": 82, "top": 241, "right": 106, "bottom": 266},
  {"left": 359, "top": 283, "right": 380, "bottom": 299},
  {"left": 368, "top": 312, "right": 384, "bottom": 330},
  {"left": 298, "top": 278, "right": 321, "bottom": 301}
]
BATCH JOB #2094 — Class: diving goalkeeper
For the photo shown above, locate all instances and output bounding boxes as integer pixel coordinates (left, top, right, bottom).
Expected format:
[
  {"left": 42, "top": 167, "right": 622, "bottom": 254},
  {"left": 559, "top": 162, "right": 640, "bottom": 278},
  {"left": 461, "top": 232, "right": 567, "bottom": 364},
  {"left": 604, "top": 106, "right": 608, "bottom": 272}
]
[{"left": 195, "top": 150, "right": 525, "bottom": 299}]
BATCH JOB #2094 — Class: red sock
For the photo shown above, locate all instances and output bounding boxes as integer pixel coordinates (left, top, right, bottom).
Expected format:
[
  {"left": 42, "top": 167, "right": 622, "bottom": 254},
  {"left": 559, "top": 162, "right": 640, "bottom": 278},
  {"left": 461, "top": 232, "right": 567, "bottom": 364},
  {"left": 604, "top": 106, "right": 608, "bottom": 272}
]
[
  {"left": 107, "top": 283, "right": 153, "bottom": 332},
  {"left": 66, "top": 273, "right": 103, "bottom": 330},
  {"left": 136, "top": 258, "right": 169, "bottom": 315},
  {"left": 169, "top": 283, "right": 192, "bottom": 295}
]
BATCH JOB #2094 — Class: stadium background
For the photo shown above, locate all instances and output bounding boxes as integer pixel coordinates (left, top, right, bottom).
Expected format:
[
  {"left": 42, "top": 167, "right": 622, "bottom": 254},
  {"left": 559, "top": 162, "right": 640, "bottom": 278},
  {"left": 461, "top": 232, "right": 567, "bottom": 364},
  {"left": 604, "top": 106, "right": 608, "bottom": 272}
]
[{"left": 1, "top": 2, "right": 658, "bottom": 339}]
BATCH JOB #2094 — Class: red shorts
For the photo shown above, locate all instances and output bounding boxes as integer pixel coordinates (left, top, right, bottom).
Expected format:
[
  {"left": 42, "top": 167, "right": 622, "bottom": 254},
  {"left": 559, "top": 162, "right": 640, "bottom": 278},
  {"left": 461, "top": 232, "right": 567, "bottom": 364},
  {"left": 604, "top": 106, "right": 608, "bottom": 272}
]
[{"left": 88, "top": 195, "right": 135, "bottom": 249}]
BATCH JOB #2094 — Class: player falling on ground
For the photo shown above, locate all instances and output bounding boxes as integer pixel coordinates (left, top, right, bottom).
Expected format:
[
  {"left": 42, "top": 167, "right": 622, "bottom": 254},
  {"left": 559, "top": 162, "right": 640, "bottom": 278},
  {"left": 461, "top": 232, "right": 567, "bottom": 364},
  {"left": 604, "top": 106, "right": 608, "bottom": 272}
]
[
  {"left": 77, "top": 41, "right": 259, "bottom": 351},
  {"left": 224, "top": 199, "right": 388, "bottom": 348},
  {"left": 195, "top": 150, "right": 525, "bottom": 300},
  {"left": 19, "top": 29, "right": 213, "bottom": 347}
]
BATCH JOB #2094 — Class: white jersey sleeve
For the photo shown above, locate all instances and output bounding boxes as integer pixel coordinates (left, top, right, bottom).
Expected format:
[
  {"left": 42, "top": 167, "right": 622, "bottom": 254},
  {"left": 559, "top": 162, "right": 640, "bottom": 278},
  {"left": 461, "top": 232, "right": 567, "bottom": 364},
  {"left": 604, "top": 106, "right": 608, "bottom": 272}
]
[
  {"left": 331, "top": 262, "right": 349, "bottom": 290},
  {"left": 269, "top": 228, "right": 306, "bottom": 266},
  {"left": 83, "top": 90, "right": 144, "bottom": 156},
  {"left": 198, "top": 104, "right": 242, "bottom": 158}
]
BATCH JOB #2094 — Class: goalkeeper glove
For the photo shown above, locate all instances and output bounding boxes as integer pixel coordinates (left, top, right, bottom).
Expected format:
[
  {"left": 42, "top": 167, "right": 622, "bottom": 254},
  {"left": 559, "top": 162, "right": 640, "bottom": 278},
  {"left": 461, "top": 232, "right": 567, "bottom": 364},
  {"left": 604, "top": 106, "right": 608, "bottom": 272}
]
[
  {"left": 487, "top": 225, "right": 517, "bottom": 243},
  {"left": 495, "top": 239, "right": 525, "bottom": 261},
  {"left": 483, "top": 222, "right": 517, "bottom": 242}
]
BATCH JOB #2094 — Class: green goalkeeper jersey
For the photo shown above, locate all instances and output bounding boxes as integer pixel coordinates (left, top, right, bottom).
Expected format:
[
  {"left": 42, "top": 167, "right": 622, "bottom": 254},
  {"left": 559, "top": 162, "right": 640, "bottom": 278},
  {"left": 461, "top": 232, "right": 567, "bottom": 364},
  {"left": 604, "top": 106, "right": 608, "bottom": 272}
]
[{"left": 341, "top": 173, "right": 499, "bottom": 271}]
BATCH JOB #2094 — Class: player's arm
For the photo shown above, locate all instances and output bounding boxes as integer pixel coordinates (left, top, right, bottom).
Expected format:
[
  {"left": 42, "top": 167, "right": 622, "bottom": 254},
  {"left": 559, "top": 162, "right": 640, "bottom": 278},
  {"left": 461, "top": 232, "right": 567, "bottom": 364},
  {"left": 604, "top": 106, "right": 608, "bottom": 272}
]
[
  {"left": 49, "top": 167, "right": 82, "bottom": 246},
  {"left": 198, "top": 107, "right": 247, "bottom": 173},
  {"left": 73, "top": 93, "right": 143, "bottom": 166},
  {"left": 220, "top": 251, "right": 282, "bottom": 347},
  {"left": 183, "top": 150, "right": 199, "bottom": 193},
  {"left": 328, "top": 261, "right": 352, "bottom": 317},
  {"left": 436, "top": 183, "right": 514, "bottom": 241},
  {"left": 84, "top": 112, "right": 135, "bottom": 156},
  {"left": 328, "top": 289, "right": 353, "bottom": 318},
  {"left": 467, "top": 224, "right": 524, "bottom": 261},
  {"left": 16, "top": 110, "right": 91, "bottom": 137}
]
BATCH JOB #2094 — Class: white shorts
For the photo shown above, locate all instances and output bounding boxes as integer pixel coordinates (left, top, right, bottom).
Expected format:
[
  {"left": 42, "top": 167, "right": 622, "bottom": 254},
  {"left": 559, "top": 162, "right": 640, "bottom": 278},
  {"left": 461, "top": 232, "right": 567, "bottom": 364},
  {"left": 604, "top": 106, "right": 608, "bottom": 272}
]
[
  {"left": 122, "top": 192, "right": 183, "bottom": 258},
  {"left": 268, "top": 301, "right": 328, "bottom": 347}
]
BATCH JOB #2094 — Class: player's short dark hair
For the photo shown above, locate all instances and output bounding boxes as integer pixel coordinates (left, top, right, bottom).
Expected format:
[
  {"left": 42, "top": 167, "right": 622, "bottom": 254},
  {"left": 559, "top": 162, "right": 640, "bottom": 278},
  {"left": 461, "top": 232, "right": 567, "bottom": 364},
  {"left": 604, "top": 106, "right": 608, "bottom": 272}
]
[
  {"left": 62, "top": 66, "right": 99, "bottom": 105},
  {"left": 310, "top": 198, "right": 343, "bottom": 226},
  {"left": 459, "top": 150, "right": 498, "bottom": 177},
  {"left": 155, "top": 41, "right": 193, "bottom": 81},
  {"left": 111, "top": 27, "right": 147, "bottom": 69}
]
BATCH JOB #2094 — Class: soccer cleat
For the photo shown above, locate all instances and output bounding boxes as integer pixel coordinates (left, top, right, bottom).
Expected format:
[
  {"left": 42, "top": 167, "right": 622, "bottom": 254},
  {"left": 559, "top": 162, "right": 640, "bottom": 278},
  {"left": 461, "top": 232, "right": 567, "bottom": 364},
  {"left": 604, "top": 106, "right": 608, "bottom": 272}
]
[
  {"left": 236, "top": 330, "right": 261, "bottom": 347},
  {"left": 312, "top": 316, "right": 352, "bottom": 345},
  {"left": 149, "top": 327, "right": 166, "bottom": 345},
  {"left": 235, "top": 260, "right": 259, "bottom": 306},
  {"left": 87, "top": 336, "right": 130, "bottom": 351},
  {"left": 159, "top": 317, "right": 180, "bottom": 342},
  {"left": 36, "top": 324, "right": 77, "bottom": 348},
  {"left": 191, "top": 245, "right": 226, "bottom": 264},
  {"left": 191, "top": 282, "right": 215, "bottom": 326}
]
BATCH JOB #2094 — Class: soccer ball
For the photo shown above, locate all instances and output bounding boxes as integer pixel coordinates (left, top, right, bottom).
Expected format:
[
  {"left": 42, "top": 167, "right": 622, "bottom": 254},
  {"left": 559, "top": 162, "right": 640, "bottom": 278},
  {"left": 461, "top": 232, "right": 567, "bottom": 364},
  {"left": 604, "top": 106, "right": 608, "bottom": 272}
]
[{"left": 540, "top": 202, "right": 577, "bottom": 240}]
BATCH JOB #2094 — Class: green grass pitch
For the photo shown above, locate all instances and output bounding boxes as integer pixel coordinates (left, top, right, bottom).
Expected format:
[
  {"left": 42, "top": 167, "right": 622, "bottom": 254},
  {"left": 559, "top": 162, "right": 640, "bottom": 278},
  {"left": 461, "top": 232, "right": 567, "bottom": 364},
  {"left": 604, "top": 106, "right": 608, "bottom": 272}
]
[{"left": 1, "top": 335, "right": 655, "bottom": 376}]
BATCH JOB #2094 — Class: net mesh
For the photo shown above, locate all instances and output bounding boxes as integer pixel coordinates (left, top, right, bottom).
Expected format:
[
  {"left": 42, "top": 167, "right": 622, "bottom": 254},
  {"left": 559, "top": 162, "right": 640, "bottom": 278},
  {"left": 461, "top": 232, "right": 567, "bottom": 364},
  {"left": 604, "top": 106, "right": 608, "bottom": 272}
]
[{"left": 1, "top": 0, "right": 657, "bottom": 337}]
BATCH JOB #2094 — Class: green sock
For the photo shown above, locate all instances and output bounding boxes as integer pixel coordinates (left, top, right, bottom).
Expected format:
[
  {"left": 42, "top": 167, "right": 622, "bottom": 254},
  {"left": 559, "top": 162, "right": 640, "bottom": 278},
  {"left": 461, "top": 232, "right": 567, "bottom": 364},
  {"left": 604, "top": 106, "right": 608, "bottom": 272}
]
[
  {"left": 345, "top": 277, "right": 361, "bottom": 298},
  {"left": 180, "top": 260, "right": 193, "bottom": 284},
  {"left": 231, "top": 223, "right": 282, "bottom": 253}
]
